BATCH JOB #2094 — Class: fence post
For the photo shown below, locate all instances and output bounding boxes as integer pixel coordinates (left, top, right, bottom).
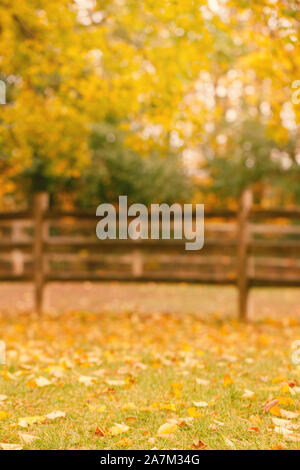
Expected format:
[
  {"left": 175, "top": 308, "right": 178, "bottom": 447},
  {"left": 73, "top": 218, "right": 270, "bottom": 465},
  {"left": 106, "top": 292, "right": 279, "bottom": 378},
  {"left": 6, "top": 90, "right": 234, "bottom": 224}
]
[
  {"left": 237, "top": 187, "right": 252, "bottom": 321},
  {"left": 33, "top": 192, "right": 49, "bottom": 315},
  {"left": 132, "top": 249, "right": 143, "bottom": 277}
]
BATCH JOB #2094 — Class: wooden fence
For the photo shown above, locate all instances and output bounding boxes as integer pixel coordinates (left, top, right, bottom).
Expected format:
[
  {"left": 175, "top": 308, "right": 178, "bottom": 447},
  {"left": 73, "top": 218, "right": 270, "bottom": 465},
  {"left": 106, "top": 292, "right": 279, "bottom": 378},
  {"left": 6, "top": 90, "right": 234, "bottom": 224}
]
[{"left": 0, "top": 191, "right": 300, "bottom": 319}]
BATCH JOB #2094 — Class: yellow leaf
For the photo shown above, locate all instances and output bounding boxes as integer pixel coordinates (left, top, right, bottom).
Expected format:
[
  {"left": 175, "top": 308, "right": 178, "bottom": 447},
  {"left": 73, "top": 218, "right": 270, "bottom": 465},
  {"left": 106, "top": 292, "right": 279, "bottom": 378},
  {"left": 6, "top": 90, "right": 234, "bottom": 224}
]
[
  {"left": 170, "top": 383, "right": 183, "bottom": 390},
  {"left": 281, "top": 384, "right": 292, "bottom": 395},
  {"left": 109, "top": 423, "right": 129, "bottom": 436},
  {"left": 97, "top": 405, "right": 107, "bottom": 413},
  {"left": 223, "top": 374, "right": 233, "bottom": 387},
  {"left": 116, "top": 437, "right": 131, "bottom": 447},
  {"left": 17, "top": 416, "right": 46, "bottom": 428},
  {"left": 157, "top": 422, "right": 177, "bottom": 436},
  {"left": 272, "top": 375, "right": 286, "bottom": 384},
  {"left": 0, "top": 371, "right": 16, "bottom": 381},
  {"left": 0, "top": 411, "right": 10, "bottom": 420},
  {"left": 270, "top": 406, "right": 282, "bottom": 417},
  {"left": 277, "top": 396, "right": 294, "bottom": 406},
  {"left": 159, "top": 403, "right": 176, "bottom": 411},
  {"left": 187, "top": 407, "right": 202, "bottom": 418},
  {"left": 121, "top": 403, "right": 136, "bottom": 411}
]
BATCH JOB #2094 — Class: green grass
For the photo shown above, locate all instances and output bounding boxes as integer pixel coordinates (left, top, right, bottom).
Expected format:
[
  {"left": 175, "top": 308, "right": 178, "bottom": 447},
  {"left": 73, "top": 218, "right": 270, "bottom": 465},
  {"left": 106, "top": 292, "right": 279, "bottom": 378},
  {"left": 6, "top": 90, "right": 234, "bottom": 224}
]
[{"left": 0, "top": 310, "right": 300, "bottom": 449}]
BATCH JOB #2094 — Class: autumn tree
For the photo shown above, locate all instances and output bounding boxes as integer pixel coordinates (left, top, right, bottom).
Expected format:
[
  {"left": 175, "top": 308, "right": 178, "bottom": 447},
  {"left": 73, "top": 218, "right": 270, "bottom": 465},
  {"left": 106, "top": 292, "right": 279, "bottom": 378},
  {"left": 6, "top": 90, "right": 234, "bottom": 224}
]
[{"left": 1, "top": 0, "right": 299, "bottom": 207}]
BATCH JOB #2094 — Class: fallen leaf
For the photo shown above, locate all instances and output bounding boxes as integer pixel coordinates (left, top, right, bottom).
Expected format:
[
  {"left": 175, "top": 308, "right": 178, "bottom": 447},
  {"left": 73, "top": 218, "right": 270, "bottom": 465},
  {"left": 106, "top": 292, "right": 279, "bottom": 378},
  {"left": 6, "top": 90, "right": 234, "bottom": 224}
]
[
  {"left": 157, "top": 422, "right": 177, "bottom": 437},
  {"left": 126, "top": 416, "right": 137, "bottom": 423},
  {"left": 223, "top": 436, "right": 235, "bottom": 449},
  {"left": 279, "top": 409, "right": 299, "bottom": 419},
  {"left": 274, "top": 426, "right": 300, "bottom": 441},
  {"left": 45, "top": 411, "right": 66, "bottom": 421},
  {"left": 0, "top": 411, "right": 10, "bottom": 420},
  {"left": 222, "top": 374, "right": 233, "bottom": 387},
  {"left": 192, "top": 439, "right": 207, "bottom": 449},
  {"left": 1, "top": 443, "right": 23, "bottom": 450},
  {"left": 109, "top": 423, "right": 129, "bottom": 436},
  {"left": 270, "top": 406, "right": 282, "bottom": 417},
  {"left": 106, "top": 380, "right": 125, "bottom": 386},
  {"left": 281, "top": 383, "right": 292, "bottom": 395},
  {"left": 95, "top": 426, "right": 105, "bottom": 436},
  {"left": 187, "top": 407, "right": 202, "bottom": 418},
  {"left": 242, "top": 389, "right": 256, "bottom": 399},
  {"left": 272, "top": 417, "right": 299, "bottom": 430},
  {"left": 193, "top": 401, "right": 208, "bottom": 408},
  {"left": 120, "top": 403, "right": 136, "bottom": 411},
  {"left": 27, "top": 376, "right": 52, "bottom": 388},
  {"left": 263, "top": 398, "right": 279, "bottom": 413},
  {"left": 17, "top": 416, "right": 46, "bottom": 428},
  {"left": 196, "top": 378, "right": 210, "bottom": 386},
  {"left": 47, "top": 366, "right": 64, "bottom": 379},
  {"left": 276, "top": 396, "right": 294, "bottom": 406},
  {"left": 78, "top": 375, "right": 96, "bottom": 386},
  {"left": 246, "top": 427, "right": 259, "bottom": 433},
  {"left": 116, "top": 437, "right": 131, "bottom": 447},
  {"left": 18, "top": 432, "right": 38, "bottom": 444},
  {"left": 97, "top": 405, "right": 106, "bottom": 413}
]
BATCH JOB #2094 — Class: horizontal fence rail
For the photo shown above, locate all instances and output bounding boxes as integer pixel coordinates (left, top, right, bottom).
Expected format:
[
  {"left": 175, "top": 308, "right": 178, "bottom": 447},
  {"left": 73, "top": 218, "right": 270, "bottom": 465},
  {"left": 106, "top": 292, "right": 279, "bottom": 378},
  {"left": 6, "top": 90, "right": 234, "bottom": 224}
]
[{"left": 0, "top": 191, "right": 300, "bottom": 318}]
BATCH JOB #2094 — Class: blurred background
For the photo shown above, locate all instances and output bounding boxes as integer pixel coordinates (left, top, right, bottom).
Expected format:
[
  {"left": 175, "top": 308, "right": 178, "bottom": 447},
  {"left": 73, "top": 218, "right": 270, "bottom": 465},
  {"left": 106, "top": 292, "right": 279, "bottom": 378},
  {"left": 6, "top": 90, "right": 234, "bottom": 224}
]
[{"left": 0, "top": 0, "right": 299, "bottom": 319}]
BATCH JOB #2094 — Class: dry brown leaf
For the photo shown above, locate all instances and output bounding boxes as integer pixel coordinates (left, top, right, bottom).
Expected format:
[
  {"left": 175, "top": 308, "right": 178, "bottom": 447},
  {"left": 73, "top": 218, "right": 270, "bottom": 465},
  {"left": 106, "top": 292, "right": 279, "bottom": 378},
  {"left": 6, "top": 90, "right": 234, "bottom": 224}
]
[{"left": 192, "top": 439, "right": 207, "bottom": 449}]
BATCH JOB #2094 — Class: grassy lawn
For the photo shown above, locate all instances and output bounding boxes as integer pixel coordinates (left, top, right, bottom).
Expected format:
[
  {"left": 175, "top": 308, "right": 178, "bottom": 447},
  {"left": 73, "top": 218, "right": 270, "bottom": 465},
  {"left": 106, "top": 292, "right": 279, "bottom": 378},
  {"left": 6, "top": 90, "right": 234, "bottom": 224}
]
[{"left": 0, "top": 306, "right": 300, "bottom": 450}]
